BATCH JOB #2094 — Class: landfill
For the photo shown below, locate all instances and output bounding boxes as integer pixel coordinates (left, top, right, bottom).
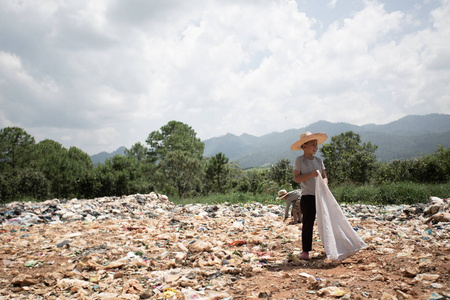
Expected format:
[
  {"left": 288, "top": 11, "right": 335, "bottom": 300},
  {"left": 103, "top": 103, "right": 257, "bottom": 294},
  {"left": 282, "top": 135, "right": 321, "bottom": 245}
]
[{"left": 0, "top": 192, "right": 449, "bottom": 299}]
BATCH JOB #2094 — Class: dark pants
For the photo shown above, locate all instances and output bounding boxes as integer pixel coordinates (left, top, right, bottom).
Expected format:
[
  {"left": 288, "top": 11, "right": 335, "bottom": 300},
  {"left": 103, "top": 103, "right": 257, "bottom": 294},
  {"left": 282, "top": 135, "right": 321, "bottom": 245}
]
[{"left": 300, "top": 195, "right": 316, "bottom": 252}]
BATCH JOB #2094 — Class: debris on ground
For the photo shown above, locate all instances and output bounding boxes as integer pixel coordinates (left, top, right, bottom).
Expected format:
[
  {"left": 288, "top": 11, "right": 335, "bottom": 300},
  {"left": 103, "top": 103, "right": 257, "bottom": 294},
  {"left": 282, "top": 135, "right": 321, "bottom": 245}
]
[{"left": 0, "top": 193, "right": 449, "bottom": 299}]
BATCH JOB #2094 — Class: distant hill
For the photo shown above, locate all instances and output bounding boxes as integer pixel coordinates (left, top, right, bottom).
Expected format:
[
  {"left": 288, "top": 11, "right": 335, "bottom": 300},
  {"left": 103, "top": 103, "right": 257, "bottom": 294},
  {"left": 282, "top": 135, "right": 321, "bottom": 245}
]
[
  {"left": 90, "top": 146, "right": 126, "bottom": 164},
  {"left": 203, "top": 114, "right": 450, "bottom": 169},
  {"left": 91, "top": 114, "right": 450, "bottom": 168}
]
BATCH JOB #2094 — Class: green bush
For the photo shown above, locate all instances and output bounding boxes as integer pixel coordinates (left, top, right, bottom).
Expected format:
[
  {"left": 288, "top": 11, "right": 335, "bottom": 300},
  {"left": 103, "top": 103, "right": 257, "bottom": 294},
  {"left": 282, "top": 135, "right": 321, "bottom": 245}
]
[
  {"left": 332, "top": 185, "right": 378, "bottom": 204},
  {"left": 332, "top": 182, "right": 450, "bottom": 205},
  {"left": 17, "top": 169, "right": 49, "bottom": 200},
  {"left": 372, "top": 146, "right": 450, "bottom": 185},
  {"left": 0, "top": 172, "right": 17, "bottom": 203},
  {"left": 376, "top": 182, "right": 424, "bottom": 205}
]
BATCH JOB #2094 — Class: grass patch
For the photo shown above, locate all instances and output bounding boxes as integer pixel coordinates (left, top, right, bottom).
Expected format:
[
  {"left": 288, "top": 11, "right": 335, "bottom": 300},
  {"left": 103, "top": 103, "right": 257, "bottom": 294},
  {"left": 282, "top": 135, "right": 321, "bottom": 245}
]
[
  {"left": 332, "top": 182, "right": 450, "bottom": 205},
  {"left": 0, "top": 196, "right": 42, "bottom": 204},
  {"left": 173, "top": 182, "right": 450, "bottom": 206},
  {"left": 170, "top": 192, "right": 284, "bottom": 206}
]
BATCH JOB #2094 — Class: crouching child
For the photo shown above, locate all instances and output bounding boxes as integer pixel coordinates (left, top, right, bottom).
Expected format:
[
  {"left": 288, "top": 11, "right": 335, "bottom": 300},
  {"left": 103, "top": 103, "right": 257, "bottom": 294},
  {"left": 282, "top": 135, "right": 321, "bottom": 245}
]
[{"left": 277, "top": 189, "right": 302, "bottom": 225}]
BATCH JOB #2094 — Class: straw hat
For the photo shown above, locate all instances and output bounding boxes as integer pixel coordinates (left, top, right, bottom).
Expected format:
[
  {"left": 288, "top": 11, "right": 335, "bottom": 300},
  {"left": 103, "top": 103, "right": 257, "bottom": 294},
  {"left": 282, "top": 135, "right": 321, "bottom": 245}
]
[
  {"left": 290, "top": 132, "right": 328, "bottom": 151},
  {"left": 277, "top": 189, "right": 288, "bottom": 199}
]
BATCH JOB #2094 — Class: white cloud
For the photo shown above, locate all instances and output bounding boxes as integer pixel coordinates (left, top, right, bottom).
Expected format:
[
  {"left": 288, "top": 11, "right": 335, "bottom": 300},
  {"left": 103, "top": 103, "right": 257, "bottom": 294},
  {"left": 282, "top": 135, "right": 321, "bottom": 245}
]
[
  {"left": 0, "top": 52, "right": 59, "bottom": 96},
  {"left": 328, "top": 0, "right": 338, "bottom": 9},
  {"left": 0, "top": 0, "right": 449, "bottom": 154}
]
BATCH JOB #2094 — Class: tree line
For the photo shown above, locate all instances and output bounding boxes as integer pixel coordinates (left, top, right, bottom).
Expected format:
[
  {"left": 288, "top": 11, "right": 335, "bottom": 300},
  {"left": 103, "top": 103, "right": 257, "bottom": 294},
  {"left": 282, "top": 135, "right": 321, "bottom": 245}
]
[{"left": 1, "top": 121, "right": 449, "bottom": 203}]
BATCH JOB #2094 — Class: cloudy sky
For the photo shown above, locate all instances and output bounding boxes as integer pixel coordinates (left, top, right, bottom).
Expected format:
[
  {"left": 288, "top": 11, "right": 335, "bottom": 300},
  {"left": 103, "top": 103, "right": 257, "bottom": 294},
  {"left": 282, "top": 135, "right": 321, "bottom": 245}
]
[{"left": 1, "top": 0, "right": 449, "bottom": 155}]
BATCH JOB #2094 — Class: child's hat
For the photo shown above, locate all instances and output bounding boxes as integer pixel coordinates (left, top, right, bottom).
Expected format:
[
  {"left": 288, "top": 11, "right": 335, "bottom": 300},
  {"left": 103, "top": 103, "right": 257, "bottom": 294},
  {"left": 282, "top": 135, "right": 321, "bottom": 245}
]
[
  {"left": 290, "top": 132, "right": 328, "bottom": 151},
  {"left": 277, "top": 189, "right": 288, "bottom": 199}
]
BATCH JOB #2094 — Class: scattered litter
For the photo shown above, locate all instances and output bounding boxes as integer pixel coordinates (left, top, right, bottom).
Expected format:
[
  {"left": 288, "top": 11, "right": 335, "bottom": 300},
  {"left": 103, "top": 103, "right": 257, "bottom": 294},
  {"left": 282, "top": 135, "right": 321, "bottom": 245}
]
[{"left": 0, "top": 193, "right": 448, "bottom": 299}]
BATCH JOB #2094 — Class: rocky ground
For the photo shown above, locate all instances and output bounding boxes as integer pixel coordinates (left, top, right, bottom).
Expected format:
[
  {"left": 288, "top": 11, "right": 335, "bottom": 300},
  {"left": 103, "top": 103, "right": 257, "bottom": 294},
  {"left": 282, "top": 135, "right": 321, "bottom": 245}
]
[{"left": 0, "top": 193, "right": 449, "bottom": 300}]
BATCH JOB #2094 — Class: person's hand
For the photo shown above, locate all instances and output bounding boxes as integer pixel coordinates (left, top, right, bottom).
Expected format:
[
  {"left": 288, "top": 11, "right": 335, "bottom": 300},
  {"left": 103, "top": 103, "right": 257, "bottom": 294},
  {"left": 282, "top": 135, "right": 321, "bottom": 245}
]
[{"left": 310, "top": 170, "right": 319, "bottom": 178}]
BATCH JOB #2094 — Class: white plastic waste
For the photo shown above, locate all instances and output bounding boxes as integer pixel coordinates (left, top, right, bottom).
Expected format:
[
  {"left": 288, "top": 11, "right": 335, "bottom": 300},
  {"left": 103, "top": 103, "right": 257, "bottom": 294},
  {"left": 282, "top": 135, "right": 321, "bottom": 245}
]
[{"left": 315, "top": 171, "right": 367, "bottom": 261}]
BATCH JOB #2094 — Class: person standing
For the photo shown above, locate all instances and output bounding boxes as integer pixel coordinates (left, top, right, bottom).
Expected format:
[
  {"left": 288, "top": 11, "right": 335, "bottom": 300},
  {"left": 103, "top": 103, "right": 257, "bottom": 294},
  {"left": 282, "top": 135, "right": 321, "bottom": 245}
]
[{"left": 291, "top": 132, "right": 328, "bottom": 260}]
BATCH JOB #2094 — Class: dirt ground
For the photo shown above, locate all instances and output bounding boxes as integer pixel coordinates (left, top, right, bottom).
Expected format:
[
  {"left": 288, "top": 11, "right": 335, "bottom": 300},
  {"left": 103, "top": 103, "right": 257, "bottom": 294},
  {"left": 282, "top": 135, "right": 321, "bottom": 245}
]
[
  {"left": 0, "top": 197, "right": 449, "bottom": 299},
  {"left": 225, "top": 235, "right": 450, "bottom": 299}
]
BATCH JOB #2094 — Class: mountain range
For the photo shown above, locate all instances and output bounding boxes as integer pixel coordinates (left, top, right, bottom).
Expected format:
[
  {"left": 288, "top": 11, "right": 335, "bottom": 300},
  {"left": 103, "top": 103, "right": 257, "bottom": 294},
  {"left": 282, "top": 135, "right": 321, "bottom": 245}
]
[
  {"left": 91, "top": 146, "right": 126, "bottom": 165},
  {"left": 91, "top": 114, "right": 450, "bottom": 168}
]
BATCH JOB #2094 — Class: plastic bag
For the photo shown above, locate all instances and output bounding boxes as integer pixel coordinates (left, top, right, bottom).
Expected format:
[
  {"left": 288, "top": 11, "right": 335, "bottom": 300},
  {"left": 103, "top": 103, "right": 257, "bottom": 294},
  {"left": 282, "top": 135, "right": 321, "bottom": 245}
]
[{"left": 315, "top": 171, "right": 367, "bottom": 261}]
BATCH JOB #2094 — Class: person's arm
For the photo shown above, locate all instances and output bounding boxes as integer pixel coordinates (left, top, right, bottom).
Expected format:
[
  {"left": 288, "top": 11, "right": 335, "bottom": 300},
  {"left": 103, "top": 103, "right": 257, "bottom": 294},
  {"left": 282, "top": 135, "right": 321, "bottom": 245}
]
[
  {"left": 322, "top": 169, "right": 328, "bottom": 186},
  {"left": 284, "top": 198, "right": 292, "bottom": 220},
  {"left": 294, "top": 169, "right": 319, "bottom": 183}
]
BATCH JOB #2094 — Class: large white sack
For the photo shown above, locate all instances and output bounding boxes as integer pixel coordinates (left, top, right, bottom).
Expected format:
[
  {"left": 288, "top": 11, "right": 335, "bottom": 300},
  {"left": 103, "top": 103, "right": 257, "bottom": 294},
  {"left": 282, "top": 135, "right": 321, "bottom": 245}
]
[{"left": 315, "top": 171, "right": 367, "bottom": 261}]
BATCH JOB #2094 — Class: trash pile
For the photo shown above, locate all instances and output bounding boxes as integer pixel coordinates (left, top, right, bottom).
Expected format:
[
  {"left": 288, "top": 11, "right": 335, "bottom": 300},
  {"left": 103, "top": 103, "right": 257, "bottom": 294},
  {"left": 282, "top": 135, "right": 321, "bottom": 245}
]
[{"left": 0, "top": 193, "right": 449, "bottom": 299}]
